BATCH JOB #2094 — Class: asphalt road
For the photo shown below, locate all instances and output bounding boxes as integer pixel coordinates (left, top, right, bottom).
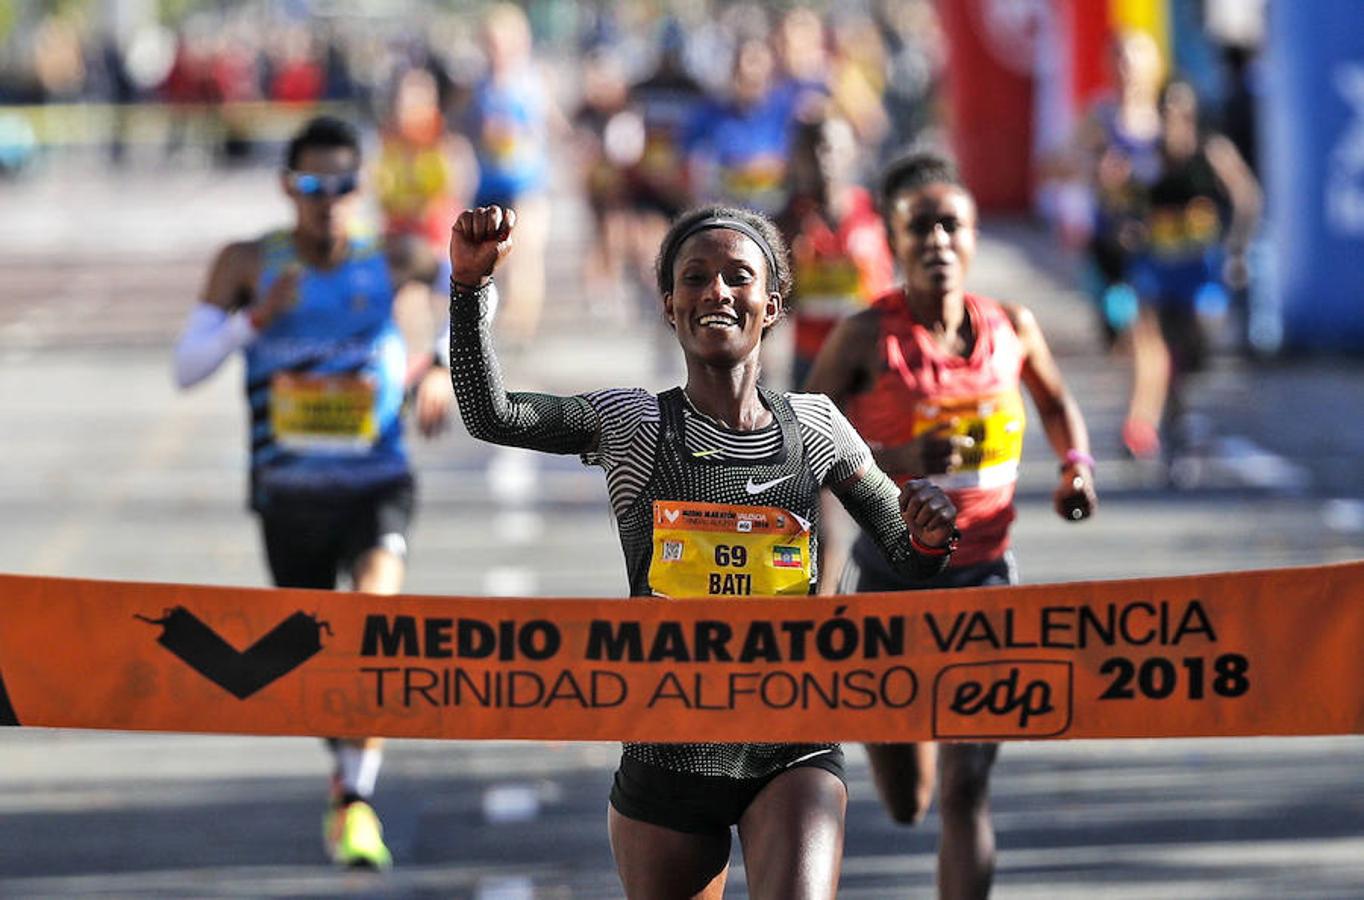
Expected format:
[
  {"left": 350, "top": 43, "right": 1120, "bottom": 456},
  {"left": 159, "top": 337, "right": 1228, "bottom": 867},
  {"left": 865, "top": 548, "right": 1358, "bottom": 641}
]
[{"left": 1, "top": 160, "right": 1362, "bottom": 899}]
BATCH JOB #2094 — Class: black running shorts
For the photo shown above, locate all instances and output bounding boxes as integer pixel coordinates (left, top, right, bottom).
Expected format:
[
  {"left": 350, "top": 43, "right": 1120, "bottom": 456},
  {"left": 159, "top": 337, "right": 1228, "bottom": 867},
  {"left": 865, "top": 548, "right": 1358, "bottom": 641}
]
[
  {"left": 257, "top": 475, "right": 415, "bottom": 590},
  {"left": 609, "top": 748, "right": 846, "bottom": 836},
  {"left": 839, "top": 537, "right": 1018, "bottom": 594}
]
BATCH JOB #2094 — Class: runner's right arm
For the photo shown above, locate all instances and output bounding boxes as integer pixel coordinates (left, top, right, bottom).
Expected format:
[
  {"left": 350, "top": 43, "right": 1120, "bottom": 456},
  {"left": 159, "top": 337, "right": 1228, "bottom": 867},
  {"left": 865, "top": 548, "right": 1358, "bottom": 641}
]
[
  {"left": 814, "top": 396, "right": 956, "bottom": 579},
  {"left": 172, "top": 241, "right": 297, "bottom": 388},
  {"left": 447, "top": 205, "right": 601, "bottom": 455}
]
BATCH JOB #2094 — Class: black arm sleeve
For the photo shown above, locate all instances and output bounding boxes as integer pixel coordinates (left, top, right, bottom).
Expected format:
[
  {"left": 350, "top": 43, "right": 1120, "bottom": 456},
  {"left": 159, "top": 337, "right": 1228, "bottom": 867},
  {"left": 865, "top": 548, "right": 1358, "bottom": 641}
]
[
  {"left": 832, "top": 466, "right": 950, "bottom": 581},
  {"left": 449, "top": 282, "right": 600, "bottom": 454}
]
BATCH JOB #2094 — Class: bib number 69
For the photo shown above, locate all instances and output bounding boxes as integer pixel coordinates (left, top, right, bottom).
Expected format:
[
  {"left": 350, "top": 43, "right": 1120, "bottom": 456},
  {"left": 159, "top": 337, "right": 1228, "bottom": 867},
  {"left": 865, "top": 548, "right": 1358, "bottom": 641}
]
[{"left": 714, "top": 544, "right": 748, "bottom": 567}]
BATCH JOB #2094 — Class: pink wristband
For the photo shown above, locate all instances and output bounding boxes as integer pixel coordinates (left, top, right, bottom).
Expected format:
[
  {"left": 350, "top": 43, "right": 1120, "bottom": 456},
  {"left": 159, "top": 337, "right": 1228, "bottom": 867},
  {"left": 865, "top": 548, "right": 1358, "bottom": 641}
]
[{"left": 1062, "top": 449, "right": 1095, "bottom": 469}]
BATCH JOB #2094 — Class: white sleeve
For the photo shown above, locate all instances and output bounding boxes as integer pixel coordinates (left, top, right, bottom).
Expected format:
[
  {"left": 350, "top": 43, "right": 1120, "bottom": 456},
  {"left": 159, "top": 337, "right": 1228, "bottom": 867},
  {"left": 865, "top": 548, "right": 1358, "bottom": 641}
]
[{"left": 172, "top": 303, "right": 257, "bottom": 388}]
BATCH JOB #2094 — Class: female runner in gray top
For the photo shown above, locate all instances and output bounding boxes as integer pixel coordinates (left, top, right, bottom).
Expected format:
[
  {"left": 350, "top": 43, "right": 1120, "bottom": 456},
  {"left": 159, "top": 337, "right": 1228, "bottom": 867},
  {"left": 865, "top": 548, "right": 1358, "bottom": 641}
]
[{"left": 448, "top": 202, "right": 957, "bottom": 900}]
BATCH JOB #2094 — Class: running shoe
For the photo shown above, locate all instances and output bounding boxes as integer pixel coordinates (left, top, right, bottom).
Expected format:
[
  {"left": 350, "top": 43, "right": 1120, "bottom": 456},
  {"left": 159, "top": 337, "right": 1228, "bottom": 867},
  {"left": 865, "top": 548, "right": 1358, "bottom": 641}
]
[{"left": 323, "top": 799, "right": 393, "bottom": 870}]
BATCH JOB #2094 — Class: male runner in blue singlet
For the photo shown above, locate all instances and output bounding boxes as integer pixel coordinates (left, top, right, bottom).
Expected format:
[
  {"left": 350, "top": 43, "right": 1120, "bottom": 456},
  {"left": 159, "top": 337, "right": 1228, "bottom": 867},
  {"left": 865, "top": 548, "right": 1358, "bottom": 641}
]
[{"left": 172, "top": 115, "right": 452, "bottom": 869}]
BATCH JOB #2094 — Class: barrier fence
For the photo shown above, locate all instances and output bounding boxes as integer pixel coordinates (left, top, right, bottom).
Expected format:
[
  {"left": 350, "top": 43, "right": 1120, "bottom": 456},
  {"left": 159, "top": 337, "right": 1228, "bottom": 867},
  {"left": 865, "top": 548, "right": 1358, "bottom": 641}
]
[
  {"left": 1, "top": 561, "right": 1361, "bottom": 742},
  {"left": 0, "top": 100, "right": 358, "bottom": 150}
]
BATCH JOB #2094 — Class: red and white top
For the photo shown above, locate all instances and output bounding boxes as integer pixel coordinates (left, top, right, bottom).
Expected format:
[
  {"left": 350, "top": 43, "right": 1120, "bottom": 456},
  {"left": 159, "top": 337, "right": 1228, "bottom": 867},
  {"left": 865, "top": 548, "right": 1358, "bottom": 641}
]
[{"left": 844, "top": 291, "right": 1026, "bottom": 567}]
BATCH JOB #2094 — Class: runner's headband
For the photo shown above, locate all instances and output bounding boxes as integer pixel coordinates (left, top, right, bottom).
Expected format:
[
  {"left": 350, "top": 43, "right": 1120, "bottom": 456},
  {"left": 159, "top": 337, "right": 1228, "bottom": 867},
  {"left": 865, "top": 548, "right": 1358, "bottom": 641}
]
[{"left": 662, "top": 217, "right": 778, "bottom": 289}]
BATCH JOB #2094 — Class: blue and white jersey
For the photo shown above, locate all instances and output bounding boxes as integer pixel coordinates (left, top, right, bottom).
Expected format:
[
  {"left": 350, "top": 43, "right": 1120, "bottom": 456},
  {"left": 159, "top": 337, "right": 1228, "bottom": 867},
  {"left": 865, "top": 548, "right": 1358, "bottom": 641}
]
[{"left": 245, "top": 230, "right": 410, "bottom": 502}]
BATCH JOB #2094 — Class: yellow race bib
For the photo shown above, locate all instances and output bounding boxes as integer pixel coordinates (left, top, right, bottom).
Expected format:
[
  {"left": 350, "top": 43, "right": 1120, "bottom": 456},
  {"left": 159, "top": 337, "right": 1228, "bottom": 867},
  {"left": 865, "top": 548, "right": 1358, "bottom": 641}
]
[
  {"left": 649, "top": 500, "right": 813, "bottom": 598},
  {"left": 720, "top": 157, "right": 785, "bottom": 197},
  {"left": 793, "top": 257, "right": 865, "bottom": 320},
  {"left": 269, "top": 373, "right": 378, "bottom": 454},
  {"left": 913, "top": 390, "right": 1025, "bottom": 490}
]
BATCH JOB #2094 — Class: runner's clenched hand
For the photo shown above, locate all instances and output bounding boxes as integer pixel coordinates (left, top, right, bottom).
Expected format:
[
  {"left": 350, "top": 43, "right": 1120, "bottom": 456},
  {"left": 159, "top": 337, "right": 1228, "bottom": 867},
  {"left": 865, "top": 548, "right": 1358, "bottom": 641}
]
[
  {"left": 1055, "top": 465, "right": 1097, "bottom": 522},
  {"left": 414, "top": 366, "right": 454, "bottom": 437},
  {"left": 249, "top": 263, "right": 302, "bottom": 330},
  {"left": 450, "top": 205, "right": 516, "bottom": 286},
  {"left": 899, "top": 477, "right": 957, "bottom": 550},
  {"left": 883, "top": 421, "right": 972, "bottom": 476}
]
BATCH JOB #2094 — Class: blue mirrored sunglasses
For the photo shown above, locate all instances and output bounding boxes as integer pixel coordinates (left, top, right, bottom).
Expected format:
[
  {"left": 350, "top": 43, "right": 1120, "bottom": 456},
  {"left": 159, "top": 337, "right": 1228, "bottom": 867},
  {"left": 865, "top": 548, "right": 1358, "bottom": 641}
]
[{"left": 286, "top": 170, "right": 359, "bottom": 198}]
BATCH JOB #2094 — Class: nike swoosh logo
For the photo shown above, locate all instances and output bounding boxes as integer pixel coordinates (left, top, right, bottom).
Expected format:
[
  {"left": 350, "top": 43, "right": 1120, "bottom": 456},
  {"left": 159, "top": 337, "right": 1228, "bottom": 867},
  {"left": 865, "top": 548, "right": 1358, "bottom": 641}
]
[
  {"left": 785, "top": 748, "right": 834, "bottom": 767},
  {"left": 745, "top": 474, "right": 796, "bottom": 494}
]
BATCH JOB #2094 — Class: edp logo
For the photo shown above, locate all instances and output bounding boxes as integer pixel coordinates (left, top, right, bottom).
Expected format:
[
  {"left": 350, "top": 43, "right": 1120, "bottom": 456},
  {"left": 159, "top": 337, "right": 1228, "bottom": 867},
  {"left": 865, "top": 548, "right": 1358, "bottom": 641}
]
[{"left": 932, "top": 660, "right": 1073, "bottom": 739}]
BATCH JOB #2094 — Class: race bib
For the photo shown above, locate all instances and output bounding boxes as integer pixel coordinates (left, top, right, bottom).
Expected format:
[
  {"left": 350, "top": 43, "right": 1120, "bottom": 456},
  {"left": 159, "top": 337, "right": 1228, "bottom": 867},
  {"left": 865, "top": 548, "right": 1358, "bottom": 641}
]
[
  {"left": 269, "top": 373, "right": 378, "bottom": 454},
  {"left": 913, "top": 390, "right": 1025, "bottom": 490},
  {"left": 794, "top": 257, "right": 864, "bottom": 320},
  {"left": 720, "top": 157, "right": 785, "bottom": 199},
  {"left": 482, "top": 116, "right": 524, "bottom": 164},
  {"left": 1149, "top": 198, "right": 1222, "bottom": 258},
  {"left": 639, "top": 135, "right": 681, "bottom": 175},
  {"left": 649, "top": 500, "right": 812, "bottom": 598}
]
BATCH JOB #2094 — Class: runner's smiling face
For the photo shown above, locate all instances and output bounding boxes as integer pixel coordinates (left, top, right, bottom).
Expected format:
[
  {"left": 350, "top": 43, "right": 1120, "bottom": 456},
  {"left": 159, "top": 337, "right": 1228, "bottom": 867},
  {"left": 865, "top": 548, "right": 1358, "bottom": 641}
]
[
  {"left": 663, "top": 228, "right": 781, "bottom": 366},
  {"left": 888, "top": 183, "right": 977, "bottom": 299},
  {"left": 283, "top": 145, "right": 361, "bottom": 246}
]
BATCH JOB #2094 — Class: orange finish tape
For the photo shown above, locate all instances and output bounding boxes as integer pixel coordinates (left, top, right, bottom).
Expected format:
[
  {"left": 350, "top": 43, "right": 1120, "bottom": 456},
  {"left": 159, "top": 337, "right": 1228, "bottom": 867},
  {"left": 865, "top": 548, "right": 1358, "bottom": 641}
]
[{"left": 1, "top": 561, "right": 1362, "bottom": 742}]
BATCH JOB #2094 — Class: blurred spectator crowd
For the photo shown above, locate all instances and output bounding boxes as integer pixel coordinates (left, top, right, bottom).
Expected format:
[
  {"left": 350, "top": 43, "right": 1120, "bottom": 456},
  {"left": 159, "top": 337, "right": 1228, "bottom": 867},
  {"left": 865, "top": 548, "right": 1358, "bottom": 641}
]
[
  {"left": 0, "top": 0, "right": 945, "bottom": 175},
  {"left": 1, "top": 0, "right": 1271, "bottom": 419}
]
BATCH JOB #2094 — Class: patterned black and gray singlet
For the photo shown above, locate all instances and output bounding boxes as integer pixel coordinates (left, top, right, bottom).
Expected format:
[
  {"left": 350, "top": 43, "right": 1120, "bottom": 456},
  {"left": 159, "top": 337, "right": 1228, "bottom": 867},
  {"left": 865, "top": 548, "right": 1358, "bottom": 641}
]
[
  {"left": 613, "top": 386, "right": 832, "bottom": 777},
  {"left": 449, "top": 283, "right": 945, "bottom": 779}
]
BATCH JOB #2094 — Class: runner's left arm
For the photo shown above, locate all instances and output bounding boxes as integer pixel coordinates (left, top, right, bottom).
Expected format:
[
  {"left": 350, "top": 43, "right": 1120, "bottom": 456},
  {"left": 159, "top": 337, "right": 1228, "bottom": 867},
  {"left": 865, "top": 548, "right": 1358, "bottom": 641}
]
[
  {"left": 1204, "top": 133, "right": 1261, "bottom": 254},
  {"left": 1008, "top": 304, "right": 1097, "bottom": 521},
  {"left": 448, "top": 281, "right": 599, "bottom": 454}
]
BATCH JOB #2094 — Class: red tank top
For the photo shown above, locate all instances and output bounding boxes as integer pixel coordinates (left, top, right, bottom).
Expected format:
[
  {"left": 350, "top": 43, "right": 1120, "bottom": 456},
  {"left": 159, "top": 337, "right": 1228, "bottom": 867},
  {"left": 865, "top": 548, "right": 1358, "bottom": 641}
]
[
  {"left": 844, "top": 291, "right": 1026, "bottom": 566},
  {"left": 784, "top": 188, "right": 895, "bottom": 362}
]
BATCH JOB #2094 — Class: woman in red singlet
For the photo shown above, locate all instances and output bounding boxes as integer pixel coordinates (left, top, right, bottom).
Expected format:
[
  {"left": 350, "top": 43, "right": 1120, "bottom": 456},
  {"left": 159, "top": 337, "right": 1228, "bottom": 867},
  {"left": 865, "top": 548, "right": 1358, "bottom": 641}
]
[{"left": 805, "top": 152, "right": 1098, "bottom": 899}]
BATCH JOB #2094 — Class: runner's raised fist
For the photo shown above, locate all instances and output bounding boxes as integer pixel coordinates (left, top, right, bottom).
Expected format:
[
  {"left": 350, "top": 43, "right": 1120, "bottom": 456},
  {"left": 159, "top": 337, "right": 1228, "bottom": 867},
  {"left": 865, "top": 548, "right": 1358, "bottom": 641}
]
[{"left": 450, "top": 205, "right": 517, "bottom": 287}]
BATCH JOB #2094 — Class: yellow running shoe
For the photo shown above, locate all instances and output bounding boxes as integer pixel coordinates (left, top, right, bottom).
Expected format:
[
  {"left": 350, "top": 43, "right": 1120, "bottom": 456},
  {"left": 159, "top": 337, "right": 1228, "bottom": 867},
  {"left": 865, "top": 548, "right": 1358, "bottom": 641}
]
[{"left": 323, "top": 800, "right": 393, "bottom": 870}]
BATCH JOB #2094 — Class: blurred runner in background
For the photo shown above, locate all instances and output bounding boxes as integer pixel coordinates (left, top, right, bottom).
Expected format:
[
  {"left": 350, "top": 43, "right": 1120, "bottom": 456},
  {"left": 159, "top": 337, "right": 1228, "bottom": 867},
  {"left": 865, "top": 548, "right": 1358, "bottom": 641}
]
[
  {"left": 1123, "top": 79, "right": 1260, "bottom": 466},
  {"left": 771, "top": 6, "right": 833, "bottom": 119},
  {"left": 374, "top": 65, "right": 465, "bottom": 269},
  {"left": 623, "top": 19, "right": 703, "bottom": 213},
  {"left": 463, "top": 2, "right": 564, "bottom": 348},
  {"left": 171, "top": 115, "right": 452, "bottom": 870},
  {"left": 779, "top": 109, "right": 895, "bottom": 390},
  {"left": 612, "top": 19, "right": 708, "bottom": 370},
  {"left": 572, "top": 46, "right": 635, "bottom": 322},
  {"left": 871, "top": 0, "right": 946, "bottom": 163},
  {"left": 623, "top": 19, "right": 705, "bottom": 288},
  {"left": 779, "top": 108, "right": 896, "bottom": 595},
  {"left": 807, "top": 152, "right": 1096, "bottom": 900},
  {"left": 682, "top": 34, "right": 795, "bottom": 217},
  {"left": 373, "top": 63, "right": 470, "bottom": 418},
  {"left": 1070, "top": 31, "right": 1166, "bottom": 351}
]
